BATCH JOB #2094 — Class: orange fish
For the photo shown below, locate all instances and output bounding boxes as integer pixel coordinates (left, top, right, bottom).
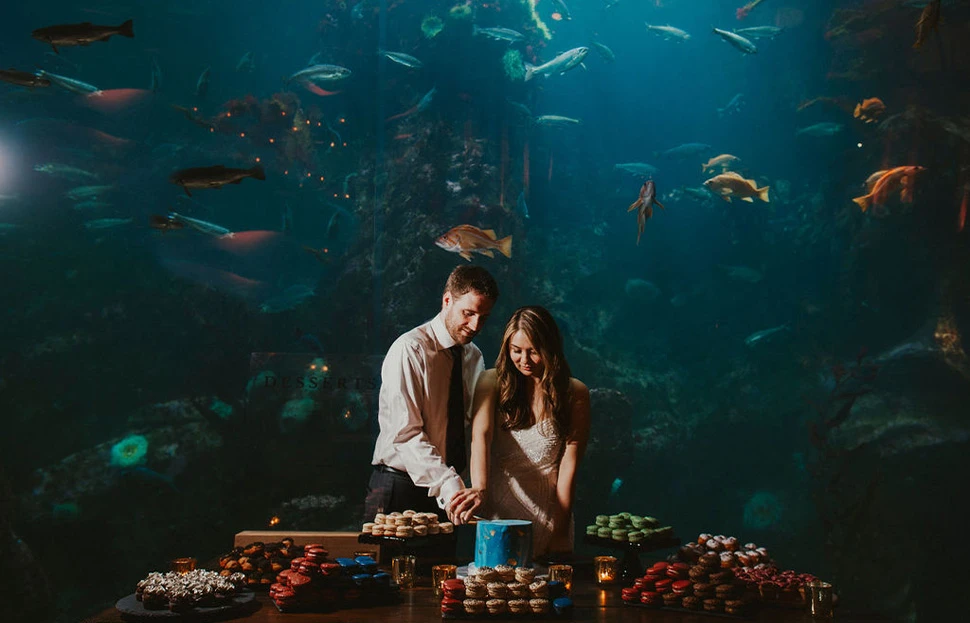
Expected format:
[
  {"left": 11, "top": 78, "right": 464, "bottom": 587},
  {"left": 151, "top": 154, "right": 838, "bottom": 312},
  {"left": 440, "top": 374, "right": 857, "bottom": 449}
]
[
  {"left": 853, "top": 97, "right": 885, "bottom": 123},
  {"left": 863, "top": 170, "right": 889, "bottom": 192},
  {"left": 702, "top": 154, "right": 741, "bottom": 174},
  {"left": 627, "top": 180, "right": 665, "bottom": 245},
  {"left": 852, "top": 166, "right": 926, "bottom": 213},
  {"left": 435, "top": 225, "right": 512, "bottom": 261},
  {"left": 703, "top": 172, "right": 769, "bottom": 203},
  {"left": 913, "top": 0, "right": 941, "bottom": 49}
]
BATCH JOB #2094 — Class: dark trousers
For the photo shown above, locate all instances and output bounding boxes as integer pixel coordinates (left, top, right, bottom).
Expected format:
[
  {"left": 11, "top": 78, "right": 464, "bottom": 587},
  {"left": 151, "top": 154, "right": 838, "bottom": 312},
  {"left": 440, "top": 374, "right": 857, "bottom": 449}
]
[{"left": 363, "top": 466, "right": 447, "bottom": 523}]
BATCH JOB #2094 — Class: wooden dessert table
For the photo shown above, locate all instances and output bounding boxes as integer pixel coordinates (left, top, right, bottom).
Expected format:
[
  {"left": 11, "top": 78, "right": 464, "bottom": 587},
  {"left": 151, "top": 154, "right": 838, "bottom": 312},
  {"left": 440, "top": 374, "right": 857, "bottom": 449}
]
[{"left": 83, "top": 574, "right": 889, "bottom": 623}]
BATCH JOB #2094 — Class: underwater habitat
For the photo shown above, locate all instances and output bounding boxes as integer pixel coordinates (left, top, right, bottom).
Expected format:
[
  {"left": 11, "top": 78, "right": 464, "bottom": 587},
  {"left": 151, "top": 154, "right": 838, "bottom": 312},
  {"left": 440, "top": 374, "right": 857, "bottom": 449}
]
[{"left": 1, "top": 0, "right": 969, "bottom": 621}]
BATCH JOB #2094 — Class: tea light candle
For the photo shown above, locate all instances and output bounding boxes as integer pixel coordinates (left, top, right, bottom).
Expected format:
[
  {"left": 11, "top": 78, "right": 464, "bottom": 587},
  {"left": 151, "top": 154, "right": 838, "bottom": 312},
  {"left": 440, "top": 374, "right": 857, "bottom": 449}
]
[
  {"left": 171, "top": 557, "right": 197, "bottom": 574},
  {"left": 548, "top": 564, "right": 573, "bottom": 592},
  {"left": 594, "top": 555, "right": 618, "bottom": 584}
]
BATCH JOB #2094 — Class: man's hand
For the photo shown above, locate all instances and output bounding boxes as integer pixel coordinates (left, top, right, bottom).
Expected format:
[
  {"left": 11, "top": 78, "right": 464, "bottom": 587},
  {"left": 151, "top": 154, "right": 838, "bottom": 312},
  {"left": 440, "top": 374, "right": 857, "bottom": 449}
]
[{"left": 446, "top": 487, "right": 486, "bottom": 525}]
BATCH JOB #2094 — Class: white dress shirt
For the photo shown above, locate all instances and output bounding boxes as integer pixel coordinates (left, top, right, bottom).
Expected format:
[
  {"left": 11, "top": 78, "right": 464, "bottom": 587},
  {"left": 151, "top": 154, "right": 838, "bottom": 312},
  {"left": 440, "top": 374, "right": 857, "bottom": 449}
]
[{"left": 371, "top": 312, "right": 485, "bottom": 509}]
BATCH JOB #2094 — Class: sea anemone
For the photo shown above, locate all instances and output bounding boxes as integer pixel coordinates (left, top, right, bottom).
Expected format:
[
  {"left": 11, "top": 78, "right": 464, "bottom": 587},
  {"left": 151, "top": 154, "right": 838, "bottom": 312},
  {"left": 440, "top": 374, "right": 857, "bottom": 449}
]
[
  {"left": 110, "top": 434, "right": 149, "bottom": 467},
  {"left": 421, "top": 15, "right": 444, "bottom": 39},
  {"left": 503, "top": 49, "right": 526, "bottom": 82},
  {"left": 448, "top": 2, "right": 472, "bottom": 21},
  {"left": 742, "top": 490, "right": 784, "bottom": 530}
]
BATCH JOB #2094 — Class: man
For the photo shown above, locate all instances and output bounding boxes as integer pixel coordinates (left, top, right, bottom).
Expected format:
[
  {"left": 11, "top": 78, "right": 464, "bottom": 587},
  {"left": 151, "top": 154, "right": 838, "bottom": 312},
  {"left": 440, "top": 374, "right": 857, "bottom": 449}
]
[{"left": 364, "top": 265, "right": 498, "bottom": 524}]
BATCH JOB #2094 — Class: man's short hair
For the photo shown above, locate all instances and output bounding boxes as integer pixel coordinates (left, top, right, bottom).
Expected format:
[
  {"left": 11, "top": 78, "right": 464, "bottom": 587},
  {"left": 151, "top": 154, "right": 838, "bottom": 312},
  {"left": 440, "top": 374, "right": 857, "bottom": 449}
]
[{"left": 443, "top": 265, "right": 499, "bottom": 301}]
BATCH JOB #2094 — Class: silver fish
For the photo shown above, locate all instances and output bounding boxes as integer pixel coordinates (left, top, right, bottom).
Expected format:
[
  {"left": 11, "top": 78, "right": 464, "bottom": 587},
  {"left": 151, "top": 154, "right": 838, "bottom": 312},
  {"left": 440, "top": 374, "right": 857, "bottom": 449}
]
[
  {"left": 535, "top": 115, "right": 581, "bottom": 126},
  {"left": 796, "top": 122, "right": 844, "bottom": 137},
  {"left": 517, "top": 191, "right": 530, "bottom": 219},
  {"left": 645, "top": 24, "right": 691, "bottom": 41},
  {"left": 66, "top": 185, "right": 115, "bottom": 201},
  {"left": 615, "top": 162, "right": 658, "bottom": 177},
  {"left": 718, "top": 93, "right": 744, "bottom": 117},
  {"left": 34, "top": 163, "right": 99, "bottom": 181},
  {"left": 590, "top": 41, "right": 616, "bottom": 62},
  {"left": 734, "top": 26, "right": 783, "bottom": 40},
  {"left": 168, "top": 212, "right": 233, "bottom": 238},
  {"left": 35, "top": 70, "right": 101, "bottom": 95},
  {"left": 744, "top": 324, "right": 790, "bottom": 347},
  {"left": 286, "top": 64, "right": 352, "bottom": 84},
  {"left": 713, "top": 27, "right": 758, "bottom": 54},
  {"left": 84, "top": 217, "right": 132, "bottom": 230},
  {"left": 524, "top": 47, "right": 588, "bottom": 81},
  {"left": 381, "top": 50, "right": 423, "bottom": 69},
  {"left": 195, "top": 67, "right": 210, "bottom": 98},
  {"left": 473, "top": 26, "right": 525, "bottom": 43}
]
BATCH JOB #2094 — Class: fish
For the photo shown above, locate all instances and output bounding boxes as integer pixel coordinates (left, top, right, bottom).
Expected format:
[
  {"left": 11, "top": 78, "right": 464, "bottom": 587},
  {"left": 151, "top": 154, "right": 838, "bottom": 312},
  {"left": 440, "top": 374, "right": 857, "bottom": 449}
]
[
  {"left": 235, "top": 51, "right": 255, "bottom": 72},
  {"left": 796, "top": 122, "right": 843, "bottom": 137},
  {"left": 0, "top": 68, "right": 51, "bottom": 88},
  {"left": 32, "top": 19, "right": 134, "bottom": 54},
  {"left": 169, "top": 164, "right": 266, "bottom": 196},
  {"left": 852, "top": 166, "right": 926, "bottom": 213},
  {"left": 656, "top": 143, "right": 712, "bottom": 159},
  {"left": 719, "top": 264, "right": 763, "bottom": 283},
  {"left": 168, "top": 212, "right": 234, "bottom": 237},
  {"left": 260, "top": 285, "right": 316, "bottom": 313},
  {"left": 645, "top": 24, "right": 691, "bottom": 41},
  {"left": 34, "top": 163, "right": 99, "bottom": 181},
  {"left": 72, "top": 200, "right": 112, "bottom": 211},
  {"left": 435, "top": 225, "right": 512, "bottom": 261},
  {"left": 35, "top": 70, "right": 101, "bottom": 95},
  {"left": 713, "top": 27, "right": 758, "bottom": 54},
  {"left": 614, "top": 162, "right": 658, "bottom": 177},
  {"left": 863, "top": 170, "right": 889, "bottom": 192},
  {"left": 744, "top": 324, "right": 790, "bottom": 347},
  {"left": 913, "top": 0, "right": 941, "bottom": 49},
  {"left": 517, "top": 191, "right": 530, "bottom": 219},
  {"left": 853, "top": 97, "right": 885, "bottom": 123},
  {"left": 524, "top": 47, "right": 588, "bottom": 81},
  {"left": 703, "top": 172, "right": 769, "bottom": 203},
  {"left": 627, "top": 180, "right": 665, "bottom": 245},
  {"left": 683, "top": 186, "right": 715, "bottom": 201},
  {"left": 150, "top": 57, "right": 162, "bottom": 93},
  {"left": 84, "top": 217, "right": 132, "bottom": 230},
  {"left": 610, "top": 478, "right": 623, "bottom": 495},
  {"left": 381, "top": 50, "right": 423, "bottom": 69},
  {"left": 702, "top": 154, "right": 741, "bottom": 174},
  {"left": 286, "top": 64, "right": 352, "bottom": 85},
  {"left": 734, "top": 26, "right": 783, "bottom": 39},
  {"left": 590, "top": 41, "right": 616, "bottom": 62},
  {"left": 534, "top": 115, "right": 581, "bottom": 126},
  {"left": 385, "top": 86, "right": 436, "bottom": 123},
  {"left": 717, "top": 93, "right": 744, "bottom": 117},
  {"left": 65, "top": 185, "right": 115, "bottom": 201},
  {"left": 295, "top": 328, "right": 325, "bottom": 356},
  {"left": 149, "top": 214, "right": 184, "bottom": 231},
  {"left": 195, "top": 67, "right": 210, "bottom": 98},
  {"left": 506, "top": 99, "right": 533, "bottom": 118},
  {"left": 473, "top": 26, "right": 525, "bottom": 43}
]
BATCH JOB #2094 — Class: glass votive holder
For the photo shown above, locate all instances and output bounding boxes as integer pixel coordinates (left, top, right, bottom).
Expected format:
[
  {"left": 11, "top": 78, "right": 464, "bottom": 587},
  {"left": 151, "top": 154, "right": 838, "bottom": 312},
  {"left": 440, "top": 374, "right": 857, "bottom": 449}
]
[
  {"left": 392, "top": 554, "right": 416, "bottom": 589},
  {"left": 432, "top": 564, "right": 458, "bottom": 597},
  {"left": 548, "top": 564, "right": 574, "bottom": 593},
  {"left": 809, "top": 580, "right": 834, "bottom": 618},
  {"left": 354, "top": 550, "right": 378, "bottom": 560},
  {"left": 593, "top": 555, "right": 618, "bottom": 585},
  {"left": 171, "top": 557, "right": 197, "bottom": 574}
]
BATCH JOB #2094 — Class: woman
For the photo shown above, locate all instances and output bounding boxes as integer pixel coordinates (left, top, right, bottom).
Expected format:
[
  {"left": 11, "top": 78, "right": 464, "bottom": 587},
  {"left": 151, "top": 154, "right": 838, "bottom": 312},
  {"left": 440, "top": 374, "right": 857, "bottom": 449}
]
[{"left": 460, "top": 305, "right": 590, "bottom": 556}]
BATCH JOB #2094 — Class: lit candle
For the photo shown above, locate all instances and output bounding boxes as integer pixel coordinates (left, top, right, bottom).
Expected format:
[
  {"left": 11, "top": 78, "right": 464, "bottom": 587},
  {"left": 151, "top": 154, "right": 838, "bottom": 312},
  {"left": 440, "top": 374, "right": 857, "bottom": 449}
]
[
  {"left": 549, "top": 564, "right": 573, "bottom": 592},
  {"left": 594, "top": 555, "right": 618, "bottom": 584},
  {"left": 171, "top": 557, "right": 196, "bottom": 574}
]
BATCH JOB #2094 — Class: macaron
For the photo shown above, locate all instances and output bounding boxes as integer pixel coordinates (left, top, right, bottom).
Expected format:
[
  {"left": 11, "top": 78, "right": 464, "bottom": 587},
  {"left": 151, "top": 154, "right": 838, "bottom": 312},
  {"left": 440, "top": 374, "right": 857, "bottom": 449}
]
[
  {"left": 553, "top": 596, "right": 574, "bottom": 615},
  {"left": 621, "top": 587, "right": 641, "bottom": 602}
]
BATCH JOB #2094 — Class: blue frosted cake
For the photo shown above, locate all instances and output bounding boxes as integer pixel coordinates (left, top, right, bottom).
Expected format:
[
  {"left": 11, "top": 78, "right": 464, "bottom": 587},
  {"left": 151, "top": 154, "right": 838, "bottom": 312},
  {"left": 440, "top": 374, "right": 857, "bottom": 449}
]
[{"left": 474, "top": 519, "right": 533, "bottom": 569}]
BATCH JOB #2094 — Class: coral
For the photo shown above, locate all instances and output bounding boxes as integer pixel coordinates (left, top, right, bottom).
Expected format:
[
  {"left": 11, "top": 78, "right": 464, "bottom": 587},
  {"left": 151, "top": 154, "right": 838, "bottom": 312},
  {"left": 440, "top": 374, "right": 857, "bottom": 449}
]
[
  {"left": 110, "top": 435, "right": 149, "bottom": 467},
  {"left": 209, "top": 398, "right": 233, "bottom": 420},
  {"left": 503, "top": 49, "right": 526, "bottom": 82},
  {"left": 742, "top": 491, "right": 784, "bottom": 530},
  {"left": 280, "top": 397, "right": 316, "bottom": 432},
  {"left": 448, "top": 2, "right": 472, "bottom": 21},
  {"left": 525, "top": 0, "right": 552, "bottom": 40},
  {"left": 421, "top": 15, "right": 444, "bottom": 38}
]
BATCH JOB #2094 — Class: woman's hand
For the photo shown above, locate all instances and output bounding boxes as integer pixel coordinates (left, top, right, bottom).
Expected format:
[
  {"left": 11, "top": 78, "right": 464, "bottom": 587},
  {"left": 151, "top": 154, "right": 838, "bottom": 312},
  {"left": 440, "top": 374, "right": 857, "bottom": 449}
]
[{"left": 446, "top": 487, "right": 486, "bottom": 525}]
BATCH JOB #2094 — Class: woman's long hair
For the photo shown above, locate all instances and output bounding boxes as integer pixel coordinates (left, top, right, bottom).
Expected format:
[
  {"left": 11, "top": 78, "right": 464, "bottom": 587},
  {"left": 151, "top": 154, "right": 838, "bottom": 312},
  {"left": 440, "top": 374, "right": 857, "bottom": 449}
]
[{"left": 495, "top": 306, "right": 572, "bottom": 434}]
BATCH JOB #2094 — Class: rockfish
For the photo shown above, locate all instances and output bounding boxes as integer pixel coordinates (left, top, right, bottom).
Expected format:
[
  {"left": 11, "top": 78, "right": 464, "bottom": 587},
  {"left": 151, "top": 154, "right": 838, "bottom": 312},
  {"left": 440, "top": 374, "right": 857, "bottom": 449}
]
[
  {"left": 854, "top": 97, "right": 886, "bottom": 123},
  {"left": 702, "top": 154, "right": 741, "bottom": 174},
  {"left": 32, "top": 19, "right": 133, "bottom": 53},
  {"left": 0, "top": 68, "right": 50, "bottom": 88},
  {"left": 852, "top": 166, "right": 926, "bottom": 213},
  {"left": 703, "top": 172, "right": 769, "bottom": 203},
  {"left": 169, "top": 164, "right": 266, "bottom": 197},
  {"left": 435, "top": 225, "right": 512, "bottom": 261},
  {"left": 628, "top": 180, "right": 664, "bottom": 245}
]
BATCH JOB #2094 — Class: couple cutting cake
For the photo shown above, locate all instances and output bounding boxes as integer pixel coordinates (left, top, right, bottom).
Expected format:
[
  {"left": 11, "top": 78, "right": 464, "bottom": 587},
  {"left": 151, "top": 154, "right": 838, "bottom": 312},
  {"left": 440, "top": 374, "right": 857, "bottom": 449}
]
[{"left": 364, "top": 265, "right": 591, "bottom": 557}]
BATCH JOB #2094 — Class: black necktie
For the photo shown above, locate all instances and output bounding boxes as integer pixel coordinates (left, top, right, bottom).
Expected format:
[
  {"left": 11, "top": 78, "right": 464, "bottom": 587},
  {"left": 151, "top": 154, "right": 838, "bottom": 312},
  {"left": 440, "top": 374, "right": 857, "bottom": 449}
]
[{"left": 446, "top": 344, "right": 467, "bottom": 474}]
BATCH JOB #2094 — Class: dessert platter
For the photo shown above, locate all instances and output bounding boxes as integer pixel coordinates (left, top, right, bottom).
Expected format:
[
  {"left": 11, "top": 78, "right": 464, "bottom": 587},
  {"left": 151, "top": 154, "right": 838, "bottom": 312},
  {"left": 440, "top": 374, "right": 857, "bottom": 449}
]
[
  {"left": 440, "top": 520, "right": 573, "bottom": 619},
  {"left": 620, "top": 559, "right": 754, "bottom": 619},
  {"left": 115, "top": 570, "right": 256, "bottom": 621},
  {"left": 582, "top": 512, "right": 680, "bottom": 579},
  {"left": 214, "top": 538, "right": 300, "bottom": 589},
  {"left": 359, "top": 509, "right": 457, "bottom": 548}
]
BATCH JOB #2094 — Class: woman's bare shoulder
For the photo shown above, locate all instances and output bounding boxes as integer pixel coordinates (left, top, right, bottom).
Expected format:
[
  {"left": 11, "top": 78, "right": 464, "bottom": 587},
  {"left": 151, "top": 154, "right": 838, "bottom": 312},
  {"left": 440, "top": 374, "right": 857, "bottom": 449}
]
[{"left": 569, "top": 377, "right": 589, "bottom": 395}]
